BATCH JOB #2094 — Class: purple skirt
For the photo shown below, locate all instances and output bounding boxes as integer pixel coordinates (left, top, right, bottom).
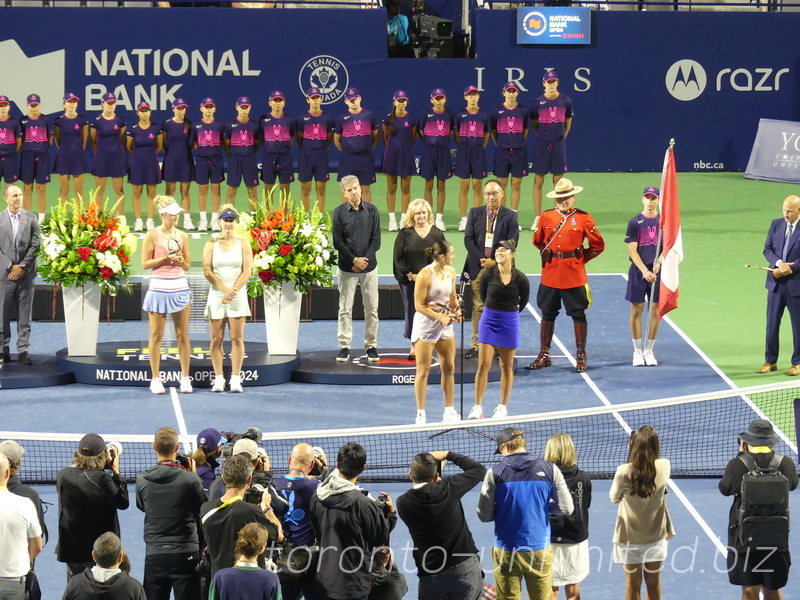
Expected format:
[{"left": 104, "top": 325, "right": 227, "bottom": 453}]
[
  {"left": 478, "top": 306, "right": 520, "bottom": 349},
  {"left": 143, "top": 289, "right": 192, "bottom": 314},
  {"left": 92, "top": 146, "right": 126, "bottom": 178},
  {"left": 162, "top": 148, "right": 194, "bottom": 183},
  {"left": 128, "top": 149, "right": 161, "bottom": 186}
]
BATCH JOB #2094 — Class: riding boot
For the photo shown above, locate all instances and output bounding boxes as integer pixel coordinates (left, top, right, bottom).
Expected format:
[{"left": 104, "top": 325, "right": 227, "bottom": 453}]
[
  {"left": 527, "top": 320, "right": 554, "bottom": 369},
  {"left": 574, "top": 321, "right": 587, "bottom": 373}
]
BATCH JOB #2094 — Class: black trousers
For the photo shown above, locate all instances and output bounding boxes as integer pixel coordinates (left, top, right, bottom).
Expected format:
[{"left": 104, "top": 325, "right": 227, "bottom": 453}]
[
  {"left": 143, "top": 551, "right": 200, "bottom": 600},
  {"left": 537, "top": 284, "right": 588, "bottom": 323}
]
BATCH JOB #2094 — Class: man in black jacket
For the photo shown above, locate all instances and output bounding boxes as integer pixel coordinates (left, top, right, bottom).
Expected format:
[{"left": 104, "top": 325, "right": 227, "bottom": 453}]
[
  {"left": 719, "top": 419, "right": 798, "bottom": 600},
  {"left": 62, "top": 532, "right": 145, "bottom": 600},
  {"left": 310, "top": 442, "right": 396, "bottom": 600},
  {"left": 136, "top": 426, "right": 206, "bottom": 600},
  {"left": 396, "top": 450, "right": 486, "bottom": 600}
]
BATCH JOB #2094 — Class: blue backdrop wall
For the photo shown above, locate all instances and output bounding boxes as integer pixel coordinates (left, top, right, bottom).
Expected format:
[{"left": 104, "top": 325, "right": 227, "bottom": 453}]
[{"left": 1, "top": 8, "right": 797, "bottom": 172}]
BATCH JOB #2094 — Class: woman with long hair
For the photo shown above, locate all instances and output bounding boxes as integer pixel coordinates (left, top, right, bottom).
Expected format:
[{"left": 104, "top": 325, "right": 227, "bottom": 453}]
[
  {"left": 392, "top": 198, "right": 445, "bottom": 361},
  {"left": 545, "top": 433, "right": 592, "bottom": 600},
  {"left": 90, "top": 92, "right": 126, "bottom": 218},
  {"left": 142, "top": 195, "right": 192, "bottom": 394},
  {"left": 194, "top": 427, "right": 223, "bottom": 495},
  {"left": 203, "top": 204, "right": 252, "bottom": 393},
  {"left": 53, "top": 92, "right": 88, "bottom": 201},
  {"left": 161, "top": 98, "right": 195, "bottom": 229},
  {"left": 126, "top": 101, "right": 163, "bottom": 231},
  {"left": 208, "top": 523, "right": 280, "bottom": 600},
  {"left": 411, "top": 240, "right": 460, "bottom": 425},
  {"left": 382, "top": 90, "right": 416, "bottom": 232},
  {"left": 610, "top": 425, "right": 675, "bottom": 600},
  {"left": 468, "top": 239, "right": 529, "bottom": 420}
]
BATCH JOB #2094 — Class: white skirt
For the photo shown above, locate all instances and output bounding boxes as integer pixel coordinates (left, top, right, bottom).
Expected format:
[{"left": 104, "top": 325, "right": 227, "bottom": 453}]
[
  {"left": 613, "top": 538, "right": 669, "bottom": 564},
  {"left": 551, "top": 540, "right": 590, "bottom": 586}
]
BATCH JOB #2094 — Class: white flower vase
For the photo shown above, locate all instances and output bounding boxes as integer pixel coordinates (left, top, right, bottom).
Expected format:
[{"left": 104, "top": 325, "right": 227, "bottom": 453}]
[
  {"left": 62, "top": 283, "right": 101, "bottom": 356},
  {"left": 262, "top": 281, "right": 302, "bottom": 355}
]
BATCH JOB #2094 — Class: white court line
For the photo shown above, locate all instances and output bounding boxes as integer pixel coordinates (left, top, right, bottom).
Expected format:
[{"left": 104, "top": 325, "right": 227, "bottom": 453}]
[
  {"left": 170, "top": 387, "right": 192, "bottom": 453},
  {"left": 523, "top": 293, "right": 730, "bottom": 557}
]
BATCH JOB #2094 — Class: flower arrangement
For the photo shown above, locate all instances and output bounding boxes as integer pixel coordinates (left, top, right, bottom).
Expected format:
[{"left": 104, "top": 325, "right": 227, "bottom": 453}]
[
  {"left": 238, "top": 192, "right": 337, "bottom": 295},
  {"left": 38, "top": 194, "right": 138, "bottom": 295}
]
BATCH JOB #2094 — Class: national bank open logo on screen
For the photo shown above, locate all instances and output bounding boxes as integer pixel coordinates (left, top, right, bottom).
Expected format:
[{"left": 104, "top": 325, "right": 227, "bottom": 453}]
[
  {"left": 0, "top": 39, "right": 65, "bottom": 114},
  {"left": 516, "top": 7, "right": 591, "bottom": 45}
]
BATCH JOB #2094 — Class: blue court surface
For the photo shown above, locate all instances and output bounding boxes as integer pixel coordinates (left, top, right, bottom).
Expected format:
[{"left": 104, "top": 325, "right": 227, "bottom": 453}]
[{"left": 4, "top": 274, "right": 800, "bottom": 599}]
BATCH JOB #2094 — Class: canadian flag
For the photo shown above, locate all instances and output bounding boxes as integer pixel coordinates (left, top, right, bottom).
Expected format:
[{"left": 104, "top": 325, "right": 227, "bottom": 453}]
[{"left": 658, "top": 144, "right": 682, "bottom": 319}]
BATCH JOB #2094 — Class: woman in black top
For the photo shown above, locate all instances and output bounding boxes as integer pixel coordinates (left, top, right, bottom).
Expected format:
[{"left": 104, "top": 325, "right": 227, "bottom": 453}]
[
  {"left": 392, "top": 198, "right": 445, "bottom": 360},
  {"left": 468, "top": 240, "right": 529, "bottom": 419}
]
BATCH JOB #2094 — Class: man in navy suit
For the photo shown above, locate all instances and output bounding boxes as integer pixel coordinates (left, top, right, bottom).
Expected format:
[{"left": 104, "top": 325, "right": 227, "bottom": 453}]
[
  {"left": 0, "top": 184, "right": 40, "bottom": 366},
  {"left": 761, "top": 194, "right": 800, "bottom": 375},
  {"left": 463, "top": 179, "right": 520, "bottom": 359}
]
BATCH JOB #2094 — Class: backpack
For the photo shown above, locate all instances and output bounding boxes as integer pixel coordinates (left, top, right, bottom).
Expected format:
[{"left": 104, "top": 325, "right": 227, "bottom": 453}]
[{"left": 736, "top": 453, "right": 790, "bottom": 550}]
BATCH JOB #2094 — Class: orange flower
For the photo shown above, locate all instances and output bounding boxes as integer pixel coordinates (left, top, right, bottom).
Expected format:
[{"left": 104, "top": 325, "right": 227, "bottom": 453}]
[
  {"left": 281, "top": 221, "right": 292, "bottom": 232},
  {"left": 273, "top": 209, "right": 285, "bottom": 220},
  {"left": 86, "top": 203, "right": 98, "bottom": 217}
]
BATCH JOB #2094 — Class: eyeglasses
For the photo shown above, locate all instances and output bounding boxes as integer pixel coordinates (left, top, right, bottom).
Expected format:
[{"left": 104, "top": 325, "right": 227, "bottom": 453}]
[{"left": 484, "top": 191, "right": 502, "bottom": 198}]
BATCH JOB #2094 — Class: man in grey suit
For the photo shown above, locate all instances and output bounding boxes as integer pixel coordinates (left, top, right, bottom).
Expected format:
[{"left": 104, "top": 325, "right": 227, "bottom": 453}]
[
  {"left": 463, "top": 179, "right": 520, "bottom": 359},
  {"left": 0, "top": 184, "right": 39, "bottom": 366}
]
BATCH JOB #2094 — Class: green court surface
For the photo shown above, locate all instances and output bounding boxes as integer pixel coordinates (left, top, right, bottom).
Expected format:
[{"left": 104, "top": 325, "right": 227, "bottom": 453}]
[{"left": 27, "top": 171, "right": 800, "bottom": 389}]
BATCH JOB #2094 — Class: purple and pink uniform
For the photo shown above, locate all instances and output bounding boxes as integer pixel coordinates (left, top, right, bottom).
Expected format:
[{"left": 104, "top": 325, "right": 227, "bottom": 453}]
[
  {"left": 224, "top": 118, "right": 260, "bottom": 188},
  {"left": 491, "top": 103, "right": 528, "bottom": 179},
  {"left": 418, "top": 107, "right": 453, "bottom": 181},
  {"left": 381, "top": 112, "right": 416, "bottom": 178},
  {"left": 624, "top": 213, "right": 660, "bottom": 303},
  {"left": 335, "top": 109, "right": 378, "bottom": 184},
  {"left": 53, "top": 113, "right": 88, "bottom": 176},
  {"left": 19, "top": 114, "right": 54, "bottom": 184},
  {"left": 161, "top": 118, "right": 194, "bottom": 183},
  {"left": 127, "top": 122, "right": 161, "bottom": 186},
  {"left": 0, "top": 117, "right": 21, "bottom": 183},
  {"left": 296, "top": 111, "right": 333, "bottom": 183},
  {"left": 193, "top": 118, "right": 225, "bottom": 185},
  {"left": 91, "top": 114, "right": 127, "bottom": 178},
  {"left": 530, "top": 93, "right": 572, "bottom": 175},
  {"left": 260, "top": 112, "right": 295, "bottom": 185},
  {"left": 454, "top": 108, "right": 489, "bottom": 179}
]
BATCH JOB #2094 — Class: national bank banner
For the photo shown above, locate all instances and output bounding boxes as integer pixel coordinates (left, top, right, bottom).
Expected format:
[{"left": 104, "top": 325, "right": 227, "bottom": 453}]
[
  {"left": 516, "top": 7, "right": 591, "bottom": 45},
  {"left": 745, "top": 119, "right": 800, "bottom": 183},
  {"left": 1, "top": 8, "right": 799, "bottom": 172}
]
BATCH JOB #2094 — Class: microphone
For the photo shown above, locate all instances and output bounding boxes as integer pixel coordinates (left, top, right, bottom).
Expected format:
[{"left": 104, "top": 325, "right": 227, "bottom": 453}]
[{"left": 459, "top": 272, "right": 470, "bottom": 297}]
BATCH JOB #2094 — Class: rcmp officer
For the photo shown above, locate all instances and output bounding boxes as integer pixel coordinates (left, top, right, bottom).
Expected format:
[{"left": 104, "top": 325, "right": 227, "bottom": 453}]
[{"left": 529, "top": 178, "right": 604, "bottom": 372}]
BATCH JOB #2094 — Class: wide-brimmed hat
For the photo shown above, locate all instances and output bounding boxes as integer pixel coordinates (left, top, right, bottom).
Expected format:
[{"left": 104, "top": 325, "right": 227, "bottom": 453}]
[
  {"left": 740, "top": 419, "right": 780, "bottom": 447},
  {"left": 546, "top": 178, "right": 584, "bottom": 199}
]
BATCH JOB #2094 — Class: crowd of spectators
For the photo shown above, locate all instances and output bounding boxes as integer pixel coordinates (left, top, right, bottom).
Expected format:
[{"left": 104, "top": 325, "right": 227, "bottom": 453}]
[{"left": 0, "top": 418, "right": 797, "bottom": 600}]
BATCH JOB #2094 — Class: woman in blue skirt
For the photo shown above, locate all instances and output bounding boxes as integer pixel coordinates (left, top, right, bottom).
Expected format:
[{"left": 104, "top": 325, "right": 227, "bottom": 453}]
[
  {"left": 126, "top": 101, "right": 163, "bottom": 231},
  {"left": 53, "top": 92, "right": 88, "bottom": 201},
  {"left": 469, "top": 239, "right": 529, "bottom": 420}
]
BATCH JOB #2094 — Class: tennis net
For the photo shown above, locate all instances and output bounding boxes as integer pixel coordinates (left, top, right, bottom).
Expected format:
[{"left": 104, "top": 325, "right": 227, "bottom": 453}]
[{"left": 3, "top": 381, "right": 798, "bottom": 484}]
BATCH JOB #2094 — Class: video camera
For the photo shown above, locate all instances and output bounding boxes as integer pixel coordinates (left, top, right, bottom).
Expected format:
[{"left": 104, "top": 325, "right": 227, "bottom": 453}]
[{"left": 220, "top": 427, "right": 263, "bottom": 459}]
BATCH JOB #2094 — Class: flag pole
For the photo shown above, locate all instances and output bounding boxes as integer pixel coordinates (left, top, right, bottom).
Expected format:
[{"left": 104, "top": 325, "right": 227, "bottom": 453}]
[{"left": 643, "top": 138, "right": 674, "bottom": 348}]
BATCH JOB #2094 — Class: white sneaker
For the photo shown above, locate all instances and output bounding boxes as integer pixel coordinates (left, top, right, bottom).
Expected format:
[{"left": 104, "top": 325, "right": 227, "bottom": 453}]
[
  {"left": 183, "top": 215, "right": 195, "bottom": 230},
  {"left": 134, "top": 218, "right": 144, "bottom": 232},
  {"left": 415, "top": 410, "right": 426, "bottom": 425},
  {"left": 442, "top": 408, "right": 461, "bottom": 423},
  {"left": 632, "top": 350, "right": 645, "bottom": 367},
  {"left": 643, "top": 350, "right": 658, "bottom": 366},
  {"left": 210, "top": 216, "right": 220, "bottom": 231},
  {"left": 211, "top": 375, "right": 225, "bottom": 392},
  {"left": 467, "top": 404, "right": 484, "bottom": 420},
  {"left": 146, "top": 218, "right": 155, "bottom": 231},
  {"left": 229, "top": 375, "right": 243, "bottom": 393},
  {"left": 435, "top": 214, "right": 447, "bottom": 231},
  {"left": 531, "top": 216, "right": 541, "bottom": 231},
  {"left": 492, "top": 404, "right": 508, "bottom": 419},
  {"left": 388, "top": 214, "right": 398, "bottom": 232},
  {"left": 149, "top": 377, "right": 165, "bottom": 394},
  {"left": 179, "top": 376, "right": 193, "bottom": 393},
  {"left": 458, "top": 216, "right": 468, "bottom": 232},
  {"left": 198, "top": 216, "right": 208, "bottom": 232}
]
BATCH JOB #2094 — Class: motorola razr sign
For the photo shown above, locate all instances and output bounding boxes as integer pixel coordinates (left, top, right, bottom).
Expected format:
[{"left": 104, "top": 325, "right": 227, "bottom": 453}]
[
  {"left": 516, "top": 8, "right": 591, "bottom": 45},
  {"left": 745, "top": 118, "right": 800, "bottom": 184}
]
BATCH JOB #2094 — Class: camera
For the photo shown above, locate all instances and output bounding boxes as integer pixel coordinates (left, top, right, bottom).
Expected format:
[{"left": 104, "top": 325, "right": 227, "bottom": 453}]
[
  {"left": 176, "top": 452, "right": 192, "bottom": 470},
  {"left": 374, "top": 492, "right": 389, "bottom": 511},
  {"left": 220, "top": 427, "right": 263, "bottom": 459},
  {"left": 105, "top": 441, "right": 123, "bottom": 468},
  {"left": 244, "top": 482, "right": 265, "bottom": 505}
]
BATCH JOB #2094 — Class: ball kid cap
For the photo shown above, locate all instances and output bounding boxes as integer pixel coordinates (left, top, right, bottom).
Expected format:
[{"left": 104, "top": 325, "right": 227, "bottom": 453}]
[
  {"left": 172, "top": 98, "right": 188, "bottom": 108},
  {"left": 269, "top": 91, "right": 285, "bottom": 101},
  {"left": 136, "top": 101, "right": 151, "bottom": 111},
  {"left": 236, "top": 96, "right": 251, "bottom": 107},
  {"left": 392, "top": 90, "right": 409, "bottom": 101},
  {"left": 306, "top": 88, "right": 323, "bottom": 98},
  {"left": 430, "top": 88, "right": 446, "bottom": 99},
  {"left": 503, "top": 82, "right": 519, "bottom": 92},
  {"left": 464, "top": 85, "right": 480, "bottom": 95},
  {"left": 102, "top": 92, "right": 117, "bottom": 103},
  {"left": 543, "top": 69, "right": 559, "bottom": 82},
  {"left": 344, "top": 88, "right": 360, "bottom": 101},
  {"left": 643, "top": 186, "right": 661, "bottom": 198},
  {"left": 201, "top": 97, "right": 216, "bottom": 107},
  {"left": 0, "top": 95, "right": 11, "bottom": 105},
  {"left": 63, "top": 92, "right": 80, "bottom": 102},
  {"left": 26, "top": 94, "right": 41, "bottom": 106}
]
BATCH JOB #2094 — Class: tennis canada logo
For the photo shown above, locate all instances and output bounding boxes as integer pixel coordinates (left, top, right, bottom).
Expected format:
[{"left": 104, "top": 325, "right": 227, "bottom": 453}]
[
  {"left": 665, "top": 60, "right": 707, "bottom": 101},
  {"left": 521, "top": 11, "right": 547, "bottom": 38},
  {"left": 299, "top": 55, "right": 349, "bottom": 105},
  {"left": 0, "top": 39, "right": 65, "bottom": 113}
]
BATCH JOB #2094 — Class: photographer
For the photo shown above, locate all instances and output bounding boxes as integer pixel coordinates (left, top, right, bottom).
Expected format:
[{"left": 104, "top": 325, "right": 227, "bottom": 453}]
[
  {"left": 719, "top": 419, "right": 798, "bottom": 600},
  {"left": 201, "top": 454, "right": 279, "bottom": 578},
  {"left": 396, "top": 450, "right": 486, "bottom": 599},
  {"left": 56, "top": 433, "right": 129, "bottom": 580},
  {"left": 136, "top": 426, "right": 206, "bottom": 600}
]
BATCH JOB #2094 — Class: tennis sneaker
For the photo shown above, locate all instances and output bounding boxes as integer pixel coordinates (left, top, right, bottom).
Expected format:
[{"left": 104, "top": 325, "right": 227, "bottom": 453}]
[
  {"left": 179, "top": 376, "right": 193, "bottom": 393},
  {"left": 183, "top": 215, "right": 195, "bottom": 230},
  {"left": 632, "top": 350, "right": 645, "bottom": 367},
  {"left": 366, "top": 347, "right": 380, "bottom": 362},
  {"left": 336, "top": 348, "right": 350, "bottom": 362},
  {"left": 388, "top": 214, "right": 398, "bottom": 232},
  {"left": 211, "top": 375, "right": 226, "bottom": 392},
  {"left": 229, "top": 375, "right": 243, "bottom": 393},
  {"left": 210, "top": 215, "right": 220, "bottom": 231},
  {"left": 492, "top": 404, "right": 508, "bottom": 419},
  {"left": 643, "top": 350, "right": 658, "bottom": 366},
  {"left": 198, "top": 216, "right": 208, "bottom": 232},
  {"left": 149, "top": 377, "right": 165, "bottom": 394},
  {"left": 146, "top": 218, "right": 155, "bottom": 231},
  {"left": 458, "top": 216, "right": 468, "bottom": 232},
  {"left": 442, "top": 408, "right": 461, "bottom": 423},
  {"left": 415, "top": 410, "right": 426, "bottom": 425},
  {"left": 134, "top": 218, "right": 144, "bottom": 232},
  {"left": 435, "top": 214, "right": 447, "bottom": 231},
  {"left": 467, "top": 404, "right": 484, "bottom": 419}
]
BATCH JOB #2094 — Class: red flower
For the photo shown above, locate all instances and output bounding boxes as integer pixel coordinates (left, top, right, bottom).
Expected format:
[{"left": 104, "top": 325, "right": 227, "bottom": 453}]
[
  {"left": 100, "top": 267, "right": 113, "bottom": 280},
  {"left": 77, "top": 247, "right": 92, "bottom": 261},
  {"left": 279, "top": 244, "right": 293, "bottom": 257},
  {"left": 118, "top": 249, "right": 129, "bottom": 264},
  {"left": 252, "top": 228, "right": 275, "bottom": 251},
  {"left": 258, "top": 270, "right": 275, "bottom": 284},
  {"left": 93, "top": 230, "right": 117, "bottom": 252}
]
